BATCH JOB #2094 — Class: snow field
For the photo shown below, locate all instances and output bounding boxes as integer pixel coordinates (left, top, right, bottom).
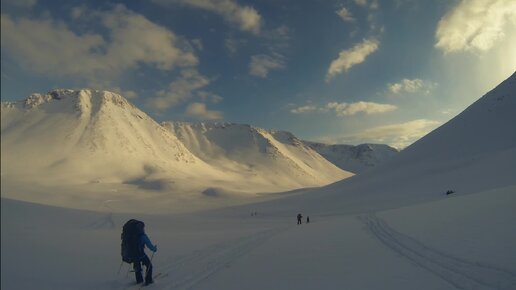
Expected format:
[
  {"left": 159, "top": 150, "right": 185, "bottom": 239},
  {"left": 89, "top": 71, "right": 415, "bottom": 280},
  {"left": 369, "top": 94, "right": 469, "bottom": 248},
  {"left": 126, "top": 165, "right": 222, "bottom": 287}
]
[{"left": 2, "top": 185, "right": 515, "bottom": 290}]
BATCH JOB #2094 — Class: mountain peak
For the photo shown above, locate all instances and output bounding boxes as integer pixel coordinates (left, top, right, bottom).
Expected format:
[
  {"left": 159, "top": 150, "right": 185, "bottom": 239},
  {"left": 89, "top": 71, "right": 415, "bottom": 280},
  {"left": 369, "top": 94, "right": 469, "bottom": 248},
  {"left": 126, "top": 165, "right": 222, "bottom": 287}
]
[{"left": 15, "top": 89, "right": 134, "bottom": 111}]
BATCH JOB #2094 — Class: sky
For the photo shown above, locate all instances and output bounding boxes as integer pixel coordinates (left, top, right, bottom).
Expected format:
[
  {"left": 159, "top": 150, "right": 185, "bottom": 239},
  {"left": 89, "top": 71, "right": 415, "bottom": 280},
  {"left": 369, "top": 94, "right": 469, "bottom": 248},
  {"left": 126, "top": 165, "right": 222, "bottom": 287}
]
[{"left": 1, "top": 0, "right": 515, "bottom": 149}]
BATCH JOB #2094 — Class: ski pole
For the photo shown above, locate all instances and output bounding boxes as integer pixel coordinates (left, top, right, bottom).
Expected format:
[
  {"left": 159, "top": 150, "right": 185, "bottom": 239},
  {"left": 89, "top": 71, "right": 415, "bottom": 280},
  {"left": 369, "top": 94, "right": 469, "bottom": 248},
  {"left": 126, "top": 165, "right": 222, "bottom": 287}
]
[
  {"left": 117, "top": 261, "right": 123, "bottom": 275},
  {"left": 145, "top": 251, "right": 155, "bottom": 279},
  {"left": 126, "top": 264, "right": 131, "bottom": 277}
]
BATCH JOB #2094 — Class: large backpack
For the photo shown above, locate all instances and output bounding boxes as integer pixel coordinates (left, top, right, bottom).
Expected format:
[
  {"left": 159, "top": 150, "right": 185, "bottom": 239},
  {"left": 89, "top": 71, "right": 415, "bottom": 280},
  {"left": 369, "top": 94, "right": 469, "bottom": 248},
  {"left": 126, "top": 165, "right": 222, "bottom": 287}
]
[{"left": 121, "top": 219, "right": 145, "bottom": 263}]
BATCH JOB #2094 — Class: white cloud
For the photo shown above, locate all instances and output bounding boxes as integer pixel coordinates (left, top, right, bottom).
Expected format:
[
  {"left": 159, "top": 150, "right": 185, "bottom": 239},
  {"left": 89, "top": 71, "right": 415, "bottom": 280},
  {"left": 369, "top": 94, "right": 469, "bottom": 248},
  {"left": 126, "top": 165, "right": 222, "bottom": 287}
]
[
  {"left": 249, "top": 54, "right": 285, "bottom": 78},
  {"left": 185, "top": 102, "right": 223, "bottom": 120},
  {"left": 0, "top": 5, "right": 198, "bottom": 81},
  {"left": 326, "top": 101, "right": 397, "bottom": 116},
  {"left": 326, "top": 38, "right": 379, "bottom": 81},
  {"left": 336, "top": 7, "right": 355, "bottom": 22},
  {"left": 435, "top": 0, "right": 516, "bottom": 53},
  {"left": 388, "top": 78, "right": 435, "bottom": 94},
  {"left": 323, "top": 119, "right": 441, "bottom": 149},
  {"left": 101, "top": 5, "right": 198, "bottom": 71},
  {"left": 148, "top": 69, "right": 210, "bottom": 111},
  {"left": 153, "top": 0, "right": 262, "bottom": 34},
  {"left": 290, "top": 105, "right": 318, "bottom": 114}
]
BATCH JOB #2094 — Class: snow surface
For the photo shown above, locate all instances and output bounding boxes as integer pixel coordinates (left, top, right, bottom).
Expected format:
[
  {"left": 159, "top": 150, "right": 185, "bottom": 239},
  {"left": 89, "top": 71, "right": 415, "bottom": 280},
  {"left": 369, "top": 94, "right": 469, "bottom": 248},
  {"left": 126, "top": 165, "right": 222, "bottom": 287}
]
[{"left": 1, "top": 72, "right": 516, "bottom": 289}]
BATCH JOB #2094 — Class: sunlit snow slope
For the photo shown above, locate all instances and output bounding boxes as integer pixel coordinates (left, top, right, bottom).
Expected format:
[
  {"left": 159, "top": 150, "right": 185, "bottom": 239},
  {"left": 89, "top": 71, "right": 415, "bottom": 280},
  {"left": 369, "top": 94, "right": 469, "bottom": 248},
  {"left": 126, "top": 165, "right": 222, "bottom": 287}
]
[
  {"left": 164, "top": 122, "right": 351, "bottom": 188},
  {"left": 0, "top": 89, "right": 216, "bottom": 184},
  {"left": 1, "top": 89, "right": 351, "bottom": 211}
]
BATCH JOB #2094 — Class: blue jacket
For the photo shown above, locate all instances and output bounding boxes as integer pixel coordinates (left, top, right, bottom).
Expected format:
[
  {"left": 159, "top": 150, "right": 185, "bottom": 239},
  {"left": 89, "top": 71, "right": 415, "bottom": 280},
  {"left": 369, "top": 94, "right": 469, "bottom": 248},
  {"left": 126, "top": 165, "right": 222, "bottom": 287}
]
[{"left": 140, "top": 233, "right": 157, "bottom": 252}]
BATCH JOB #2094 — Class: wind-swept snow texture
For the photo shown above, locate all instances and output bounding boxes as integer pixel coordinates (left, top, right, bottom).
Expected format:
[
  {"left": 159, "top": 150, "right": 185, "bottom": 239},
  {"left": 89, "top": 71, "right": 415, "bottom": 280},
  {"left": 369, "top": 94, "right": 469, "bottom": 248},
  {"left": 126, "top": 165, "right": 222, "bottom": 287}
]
[
  {"left": 1, "top": 89, "right": 351, "bottom": 212},
  {"left": 303, "top": 142, "right": 399, "bottom": 173}
]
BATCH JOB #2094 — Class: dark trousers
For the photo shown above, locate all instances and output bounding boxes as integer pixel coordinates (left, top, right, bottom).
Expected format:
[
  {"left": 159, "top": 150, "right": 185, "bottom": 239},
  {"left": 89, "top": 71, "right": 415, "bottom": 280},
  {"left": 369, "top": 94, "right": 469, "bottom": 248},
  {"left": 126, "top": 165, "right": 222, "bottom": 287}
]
[
  {"left": 297, "top": 219, "right": 302, "bottom": 224},
  {"left": 133, "top": 254, "right": 153, "bottom": 284}
]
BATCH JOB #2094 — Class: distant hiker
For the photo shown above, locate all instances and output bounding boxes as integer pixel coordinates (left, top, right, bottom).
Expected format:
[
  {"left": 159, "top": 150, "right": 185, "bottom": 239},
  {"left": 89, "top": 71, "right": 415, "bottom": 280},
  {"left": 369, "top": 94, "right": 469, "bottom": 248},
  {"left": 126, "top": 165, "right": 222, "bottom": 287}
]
[
  {"left": 121, "top": 219, "right": 157, "bottom": 285},
  {"left": 297, "top": 213, "right": 303, "bottom": 225},
  {"left": 306, "top": 216, "right": 310, "bottom": 224}
]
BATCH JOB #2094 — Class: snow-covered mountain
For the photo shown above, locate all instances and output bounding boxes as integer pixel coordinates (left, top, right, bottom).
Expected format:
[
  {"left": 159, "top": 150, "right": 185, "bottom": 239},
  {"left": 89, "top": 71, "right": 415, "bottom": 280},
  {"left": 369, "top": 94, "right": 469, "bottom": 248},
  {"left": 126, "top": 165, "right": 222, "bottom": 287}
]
[
  {"left": 1, "top": 89, "right": 351, "bottom": 209},
  {"left": 246, "top": 71, "right": 516, "bottom": 214},
  {"left": 163, "top": 122, "right": 352, "bottom": 188},
  {"left": 303, "top": 142, "right": 399, "bottom": 173},
  {"left": 0, "top": 89, "right": 215, "bottom": 183}
]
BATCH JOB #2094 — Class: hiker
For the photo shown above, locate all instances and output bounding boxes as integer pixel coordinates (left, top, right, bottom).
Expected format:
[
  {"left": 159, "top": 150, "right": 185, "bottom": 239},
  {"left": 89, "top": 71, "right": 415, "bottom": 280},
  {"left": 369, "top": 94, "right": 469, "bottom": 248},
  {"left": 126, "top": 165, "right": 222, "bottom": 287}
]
[
  {"left": 306, "top": 216, "right": 310, "bottom": 223},
  {"left": 121, "top": 219, "right": 158, "bottom": 285},
  {"left": 297, "top": 213, "right": 303, "bottom": 225}
]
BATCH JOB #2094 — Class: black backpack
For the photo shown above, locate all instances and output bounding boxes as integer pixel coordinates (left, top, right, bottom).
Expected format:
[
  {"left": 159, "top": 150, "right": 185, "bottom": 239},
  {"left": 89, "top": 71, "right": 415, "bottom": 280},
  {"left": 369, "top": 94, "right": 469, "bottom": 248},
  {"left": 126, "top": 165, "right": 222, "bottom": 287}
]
[{"left": 121, "top": 219, "right": 145, "bottom": 263}]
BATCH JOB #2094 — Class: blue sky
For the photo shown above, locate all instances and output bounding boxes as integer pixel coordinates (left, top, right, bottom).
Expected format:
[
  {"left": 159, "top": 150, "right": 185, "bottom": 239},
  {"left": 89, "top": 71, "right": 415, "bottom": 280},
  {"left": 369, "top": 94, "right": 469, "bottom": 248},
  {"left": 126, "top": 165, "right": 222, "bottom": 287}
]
[{"left": 1, "top": 0, "right": 515, "bottom": 148}]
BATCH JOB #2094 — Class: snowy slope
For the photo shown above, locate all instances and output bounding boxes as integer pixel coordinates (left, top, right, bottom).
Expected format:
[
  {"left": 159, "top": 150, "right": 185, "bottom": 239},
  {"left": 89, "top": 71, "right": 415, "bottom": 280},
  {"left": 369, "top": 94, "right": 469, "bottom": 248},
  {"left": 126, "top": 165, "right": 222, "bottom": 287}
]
[
  {"left": 1, "top": 89, "right": 351, "bottom": 211},
  {"left": 241, "top": 71, "right": 516, "bottom": 214},
  {"left": 0, "top": 89, "right": 210, "bottom": 182},
  {"left": 303, "top": 142, "right": 399, "bottom": 173},
  {"left": 2, "top": 186, "right": 515, "bottom": 290},
  {"left": 164, "top": 122, "right": 352, "bottom": 188}
]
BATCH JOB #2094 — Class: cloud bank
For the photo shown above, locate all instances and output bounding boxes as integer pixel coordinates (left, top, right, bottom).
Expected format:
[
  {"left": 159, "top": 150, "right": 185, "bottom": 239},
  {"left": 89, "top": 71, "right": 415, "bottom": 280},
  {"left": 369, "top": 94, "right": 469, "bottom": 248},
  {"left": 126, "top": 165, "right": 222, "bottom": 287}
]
[
  {"left": 0, "top": 5, "right": 198, "bottom": 81},
  {"left": 326, "top": 101, "right": 396, "bottom": 116},
  {"left": 291, "top": 101, "right": 396, "bottom": 116},
  {"left": 321, "top": 119, "right": 441, "bottom": 149},
  {"left": 435, "top": 0, "right": 516, "bottom": 53}
]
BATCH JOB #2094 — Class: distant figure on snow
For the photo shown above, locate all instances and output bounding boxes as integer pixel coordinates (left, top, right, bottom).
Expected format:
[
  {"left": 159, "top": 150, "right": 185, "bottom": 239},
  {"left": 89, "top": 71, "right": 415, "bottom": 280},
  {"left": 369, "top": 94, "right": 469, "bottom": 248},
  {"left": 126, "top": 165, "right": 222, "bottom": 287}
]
[
  {"left": 121, "top": 219, "right": 158, "bottom": 286},
  {"left": 306, "top": 216, "right": 310, "bottom": 223},
  {"left": 297, "top": 213, "right": 303, "bottom": 225}
]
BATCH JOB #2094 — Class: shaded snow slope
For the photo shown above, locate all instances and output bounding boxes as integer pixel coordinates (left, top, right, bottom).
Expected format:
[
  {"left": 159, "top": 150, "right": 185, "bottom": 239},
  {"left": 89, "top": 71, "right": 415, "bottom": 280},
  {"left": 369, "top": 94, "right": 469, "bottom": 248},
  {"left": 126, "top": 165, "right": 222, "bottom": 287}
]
[
  {"left": 303, "top": 142, "right": 398, "bottom": 173},
  {"left": 236, "top": 72, "right": 516, "bottom": 215},
  {"left": 164, "top": 122, "right": 352, "bottom": 188}
]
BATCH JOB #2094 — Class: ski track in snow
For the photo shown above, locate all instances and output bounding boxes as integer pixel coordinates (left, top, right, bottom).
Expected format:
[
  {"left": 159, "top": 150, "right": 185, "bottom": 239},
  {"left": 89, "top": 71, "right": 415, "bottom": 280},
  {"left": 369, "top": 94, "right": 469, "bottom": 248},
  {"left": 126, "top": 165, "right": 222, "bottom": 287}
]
[
  {"left": 360, "top": 214, "right": 516, "bottom": 290},
  {"left": 121, "top": 226, "right": 288, "bottom": 290}
]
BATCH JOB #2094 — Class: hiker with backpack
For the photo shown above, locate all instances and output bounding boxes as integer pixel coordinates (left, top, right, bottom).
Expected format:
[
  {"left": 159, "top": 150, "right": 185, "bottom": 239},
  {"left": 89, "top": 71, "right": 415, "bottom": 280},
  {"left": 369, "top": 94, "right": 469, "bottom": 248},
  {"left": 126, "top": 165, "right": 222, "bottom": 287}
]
[
  {"left": 297, "top": 213, "right": 303, "bottom": 225},
  {"left": 121, "top": 219, "right": 157, "bottom": 286}
]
